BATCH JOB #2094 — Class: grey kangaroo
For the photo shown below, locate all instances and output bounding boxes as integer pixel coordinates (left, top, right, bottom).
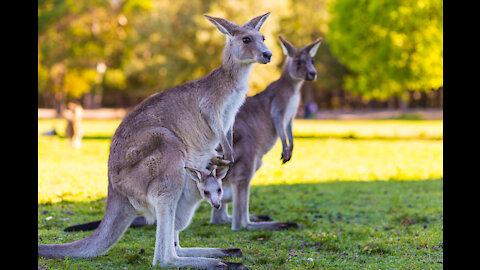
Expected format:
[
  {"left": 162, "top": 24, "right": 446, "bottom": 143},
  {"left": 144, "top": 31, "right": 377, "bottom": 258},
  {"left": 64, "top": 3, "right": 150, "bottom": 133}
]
[
  {"left": 39, "top": 12, "right": 272, "bottom": 270},
  {"left": 211, "top": 35, "right": 323, "bottom": 230},
  {"left": 64, "top": 35, "right": 322, "bottom": 233}
]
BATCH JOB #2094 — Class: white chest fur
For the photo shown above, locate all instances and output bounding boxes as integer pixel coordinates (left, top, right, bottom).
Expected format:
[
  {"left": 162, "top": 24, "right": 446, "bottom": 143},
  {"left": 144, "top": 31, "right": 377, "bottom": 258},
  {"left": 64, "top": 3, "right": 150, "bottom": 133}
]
[
  {"left": 284, "top": 92, "right": 301, "bottom": 125},
  {"left": 222, "top": 87, "right": 247, "bottom": 131}
]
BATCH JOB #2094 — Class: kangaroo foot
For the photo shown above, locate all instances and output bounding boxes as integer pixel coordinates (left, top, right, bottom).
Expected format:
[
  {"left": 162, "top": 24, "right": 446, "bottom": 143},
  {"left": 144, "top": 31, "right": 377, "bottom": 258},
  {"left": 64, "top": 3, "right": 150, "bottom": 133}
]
[{"left": 218, "top": 261, "right": 250, "bottom": 270}]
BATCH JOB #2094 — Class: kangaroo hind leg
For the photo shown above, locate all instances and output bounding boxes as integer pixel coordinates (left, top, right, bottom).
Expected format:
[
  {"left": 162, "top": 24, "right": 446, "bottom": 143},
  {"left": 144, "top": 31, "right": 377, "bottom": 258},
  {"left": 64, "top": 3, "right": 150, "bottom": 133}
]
[{"left": 174, "top": 230, "right": 242, "bottom": 258}]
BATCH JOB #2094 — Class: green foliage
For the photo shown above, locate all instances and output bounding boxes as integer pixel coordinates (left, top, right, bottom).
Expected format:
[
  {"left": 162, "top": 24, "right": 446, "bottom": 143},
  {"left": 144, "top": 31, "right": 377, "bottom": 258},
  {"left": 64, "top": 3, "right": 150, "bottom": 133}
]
[
  {"left": 38, "top": 0, "right": 150, "bottom": 103},
  {"left": 38, "top": 0, "right": 443, "bottom": 106},
  {"left": 327, "top": 0, "right": 443, "bottom": 99}
]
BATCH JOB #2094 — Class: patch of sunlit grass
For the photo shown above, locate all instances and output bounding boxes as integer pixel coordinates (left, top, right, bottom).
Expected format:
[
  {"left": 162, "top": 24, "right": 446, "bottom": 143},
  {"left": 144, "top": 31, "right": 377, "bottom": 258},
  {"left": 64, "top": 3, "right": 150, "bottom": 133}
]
[
  {"left": 253, "top": 138, "right": 443, "bottom": 186},
  {"left": 293, "top": 119, "right": 443, "bottom": 139},
  {"left": 38, "top": 119, "right": 443, "bottom": 204}
]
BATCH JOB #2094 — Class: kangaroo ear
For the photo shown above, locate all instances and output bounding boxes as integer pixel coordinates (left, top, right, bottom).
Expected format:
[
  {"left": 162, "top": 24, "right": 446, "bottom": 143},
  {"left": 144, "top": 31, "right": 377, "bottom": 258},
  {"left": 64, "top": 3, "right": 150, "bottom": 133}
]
[
  {"left": 303, "top": 38, "right": 323, "bottom": 57},
  {"left": 184, "top": 167, "right": 204, "bottom": 183},
  {"left": 242, "top": 12, "right": 271, "bottom": 31},
  {"left": 278, "top": 35, "right": 297, "bottom": 57},
  {"left": 214, "top": 165, "right": 230, "bottom": 181},
  {"left": 204, "top": 14, "right": 239, "bottom": 36}
]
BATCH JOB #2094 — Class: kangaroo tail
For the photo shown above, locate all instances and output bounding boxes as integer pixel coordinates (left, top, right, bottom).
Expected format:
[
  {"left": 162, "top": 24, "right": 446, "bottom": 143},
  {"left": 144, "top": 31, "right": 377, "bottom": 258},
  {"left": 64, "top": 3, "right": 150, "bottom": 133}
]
[
  {"left": 64, "top": 215, "right": 150, "bottom": 232},
  {"left": 39, "top": 183, "right": 137, "bottom": 258}
]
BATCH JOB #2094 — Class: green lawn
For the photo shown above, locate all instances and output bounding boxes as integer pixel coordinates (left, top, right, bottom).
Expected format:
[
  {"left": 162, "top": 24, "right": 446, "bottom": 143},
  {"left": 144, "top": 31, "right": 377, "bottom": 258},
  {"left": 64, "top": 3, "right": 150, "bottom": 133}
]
[{"left": 38, "top": 119, "right": 443, "bottom": 269}]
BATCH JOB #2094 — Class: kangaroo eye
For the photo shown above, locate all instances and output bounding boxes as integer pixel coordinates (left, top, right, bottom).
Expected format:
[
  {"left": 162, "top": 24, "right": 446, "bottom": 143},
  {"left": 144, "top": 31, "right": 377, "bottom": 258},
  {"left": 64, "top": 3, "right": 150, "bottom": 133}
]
[
  {"left": 311, "top": 59, "right": 315, "bottom": 64},
  {"left": 204, "top": 191, "right": 209, "bottom": 196},
  {"left": 242, "top": 37, "right": 251, "bottom": 43},
  {"left": 217, "top": 188, "right": 221, "bottom": 193},
  {"left": 262, "top": 36, "right": 265, "bottom": 42}
]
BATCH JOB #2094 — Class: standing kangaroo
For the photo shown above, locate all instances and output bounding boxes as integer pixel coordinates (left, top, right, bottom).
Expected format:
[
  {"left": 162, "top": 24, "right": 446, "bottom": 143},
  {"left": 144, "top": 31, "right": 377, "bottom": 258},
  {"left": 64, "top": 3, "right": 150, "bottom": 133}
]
[
  {"left": 211, "top": 35, "right": 322, "bottom": 230},
  {"left": 64, "top": 36, "right": 322, "bottom": 233},
  {"left": 39, "top": 12, "right": 272, "bottom": 270},
  {"left": 65, "top": 102, "right": 84, "bottom": 148}
]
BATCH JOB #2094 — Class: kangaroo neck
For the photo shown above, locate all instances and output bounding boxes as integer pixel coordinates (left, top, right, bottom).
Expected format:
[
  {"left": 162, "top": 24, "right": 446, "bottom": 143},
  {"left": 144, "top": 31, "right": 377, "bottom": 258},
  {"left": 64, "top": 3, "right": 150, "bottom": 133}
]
[
  {"left": 278, "top": 60, "right": 304, "bottom": 93},
  {"left": 218, "top": 49, "right": 254, "bottom": 91}
]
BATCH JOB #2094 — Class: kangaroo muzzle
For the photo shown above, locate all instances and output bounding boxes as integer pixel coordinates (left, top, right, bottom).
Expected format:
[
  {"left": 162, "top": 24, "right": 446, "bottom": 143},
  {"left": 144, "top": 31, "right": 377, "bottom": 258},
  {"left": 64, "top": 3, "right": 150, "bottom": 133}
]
[
  {"left": 212, "top": 202, "right": 221, "bottom": 209},
  {"left": 306, "top": 71, "right": 317, "bottom": 81},
  {"left": 257, "top": 51, "right": 272, "bottom": 64}
]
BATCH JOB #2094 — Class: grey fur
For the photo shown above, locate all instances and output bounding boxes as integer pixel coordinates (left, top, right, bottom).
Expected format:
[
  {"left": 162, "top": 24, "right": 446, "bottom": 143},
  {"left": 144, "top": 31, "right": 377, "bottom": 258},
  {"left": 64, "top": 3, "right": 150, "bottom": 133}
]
[{"left": 38, "top": 13, "right": 271, "bottom": 270}]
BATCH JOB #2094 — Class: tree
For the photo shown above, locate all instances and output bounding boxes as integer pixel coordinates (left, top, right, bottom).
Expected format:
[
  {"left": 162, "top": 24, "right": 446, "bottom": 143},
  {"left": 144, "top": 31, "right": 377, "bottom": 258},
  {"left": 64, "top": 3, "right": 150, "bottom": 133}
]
[
  {"left": 327, "top": 0, "right": 443, "bottom": 100},
  {"left": 38, "top": 0, "right": 151, "bottom": 112}
]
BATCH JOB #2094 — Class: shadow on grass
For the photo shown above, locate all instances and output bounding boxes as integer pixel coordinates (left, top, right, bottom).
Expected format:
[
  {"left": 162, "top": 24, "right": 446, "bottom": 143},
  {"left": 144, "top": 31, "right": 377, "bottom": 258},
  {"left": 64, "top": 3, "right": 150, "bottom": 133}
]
[
  {"left": 39, "top": 179, "right": 443, "bottom": 231},
  {"left": 38, "top": 179, "right": 443, "bottom": 269}
]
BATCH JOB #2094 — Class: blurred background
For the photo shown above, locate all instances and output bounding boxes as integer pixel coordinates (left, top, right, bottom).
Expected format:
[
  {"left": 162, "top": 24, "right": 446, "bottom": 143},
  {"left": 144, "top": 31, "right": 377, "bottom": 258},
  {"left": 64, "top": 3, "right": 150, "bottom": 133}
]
[
  {"left": 38, "top": 3, "right": 443, "bottom": 267},
  {"left": 38, "top": 0, "right": 443, "bottom": 204},
  {"left": 38, "top": 0, "right": 443, "bottom": 119}
]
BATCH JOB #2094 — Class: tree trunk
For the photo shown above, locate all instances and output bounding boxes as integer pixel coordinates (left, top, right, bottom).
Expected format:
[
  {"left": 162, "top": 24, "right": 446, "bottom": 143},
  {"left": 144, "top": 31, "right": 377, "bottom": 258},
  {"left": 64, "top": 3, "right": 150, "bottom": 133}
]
[{"left": 54, "top": 91, "right": 66, "bottom": 117}]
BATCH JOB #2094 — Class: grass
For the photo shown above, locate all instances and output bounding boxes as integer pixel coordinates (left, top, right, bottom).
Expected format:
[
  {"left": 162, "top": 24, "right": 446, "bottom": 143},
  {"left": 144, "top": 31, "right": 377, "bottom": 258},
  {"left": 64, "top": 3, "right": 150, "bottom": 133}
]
[{"left": 38, "top": 119, "right": 443, "bottom": 269}]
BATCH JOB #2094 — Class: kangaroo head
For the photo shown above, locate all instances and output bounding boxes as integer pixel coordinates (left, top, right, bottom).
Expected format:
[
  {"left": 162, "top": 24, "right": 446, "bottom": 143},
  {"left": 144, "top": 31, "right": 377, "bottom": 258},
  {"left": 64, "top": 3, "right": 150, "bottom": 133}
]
[
  {"left": 204, "top": 12, "right": 272, "bottom": 64},
  {"left": 278, "top": 35, "right": 323, "bottom": 81},
  {"left": 185, "top": 165, "right": 230, "bottom": 209}
]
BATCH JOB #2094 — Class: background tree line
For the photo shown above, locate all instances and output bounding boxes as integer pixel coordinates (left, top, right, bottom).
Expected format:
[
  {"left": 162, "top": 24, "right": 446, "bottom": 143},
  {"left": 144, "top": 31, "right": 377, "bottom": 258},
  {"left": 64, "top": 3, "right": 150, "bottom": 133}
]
[{"left": 38, "top": 0, "right": 443, "bottom": 115}]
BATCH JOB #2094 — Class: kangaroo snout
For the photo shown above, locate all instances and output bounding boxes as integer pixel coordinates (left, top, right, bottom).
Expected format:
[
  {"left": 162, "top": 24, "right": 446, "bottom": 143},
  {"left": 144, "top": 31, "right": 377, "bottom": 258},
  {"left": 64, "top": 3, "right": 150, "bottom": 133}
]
[
  {"left": 258, "top": 51, "right": 272, "bottom": 64},
  {"left": 262, "top": 51, "right": 272, "bottom": 61},
  {"left": 212, "top": 202, "right": 221, "bottom": 209},
  {"left": 306, "top": 71, "right": 317, "bottom": 81}
]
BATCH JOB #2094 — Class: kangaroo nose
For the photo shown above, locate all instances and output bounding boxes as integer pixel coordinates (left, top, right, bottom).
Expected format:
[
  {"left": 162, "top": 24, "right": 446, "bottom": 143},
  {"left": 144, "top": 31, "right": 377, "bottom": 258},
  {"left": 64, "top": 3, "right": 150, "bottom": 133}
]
[
  {"left": 307, "top": 72, "right": 317, "bottom": 81},
  {"left": 262, "top": 51, "right": 272, "bottom": 61},
  {"left": 213, "top": 203, "right": 221, "bottom": 209}
]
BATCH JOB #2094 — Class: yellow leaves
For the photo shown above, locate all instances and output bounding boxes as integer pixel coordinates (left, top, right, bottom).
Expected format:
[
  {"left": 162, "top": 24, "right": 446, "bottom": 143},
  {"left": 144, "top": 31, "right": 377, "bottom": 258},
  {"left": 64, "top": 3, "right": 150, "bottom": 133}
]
[
  {"left": 63, "top": 69, "right": 98, "bottom": 98},
  {"left": 104, "top": 69, "right": 127, "bottom": 90},
  {"left": 390, "top": 32, "right": 406, "bottom": 48}
]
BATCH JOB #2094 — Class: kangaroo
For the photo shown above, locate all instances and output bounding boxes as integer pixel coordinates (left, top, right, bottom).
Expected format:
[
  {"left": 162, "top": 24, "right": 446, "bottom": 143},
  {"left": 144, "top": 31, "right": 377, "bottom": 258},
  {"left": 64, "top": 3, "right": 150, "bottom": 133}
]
[
  {"left": 65, "top": 102, "right": 84, "bottom": 148},
  {"left": 176, "top": 160, "right": 239, "bottom": 258},
  {"left": 211, "top": 35, "right": 323, "bottom": 231},
  {"left": 63, "top": 36, "right": 321, "bottom": 233},
  {"left": 39, "top": 12, "right": 272, "bottom": 270}
]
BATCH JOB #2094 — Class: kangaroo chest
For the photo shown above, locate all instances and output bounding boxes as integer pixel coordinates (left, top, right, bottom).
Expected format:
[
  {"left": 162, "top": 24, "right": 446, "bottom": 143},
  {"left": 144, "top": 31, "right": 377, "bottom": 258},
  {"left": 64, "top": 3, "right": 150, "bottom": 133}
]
[
  {"left": 222, "top": 88, "right": 247, "bottom": 131},
  {"left": 284, "top": 92, "right": 301, "bottom": 124}
]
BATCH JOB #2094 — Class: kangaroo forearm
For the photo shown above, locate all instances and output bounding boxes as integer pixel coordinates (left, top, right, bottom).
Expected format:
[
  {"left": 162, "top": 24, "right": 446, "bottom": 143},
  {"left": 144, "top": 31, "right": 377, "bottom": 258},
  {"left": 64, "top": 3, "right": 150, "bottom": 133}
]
[
  {"left": 273, "top": 118, "right": 289, "bottom": 150},
  {"left": 286, "top": 121, "right": 294, "bottom": 151}
]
